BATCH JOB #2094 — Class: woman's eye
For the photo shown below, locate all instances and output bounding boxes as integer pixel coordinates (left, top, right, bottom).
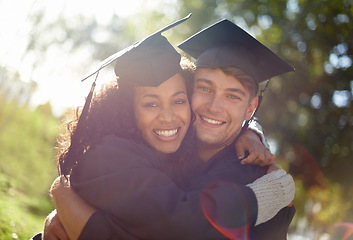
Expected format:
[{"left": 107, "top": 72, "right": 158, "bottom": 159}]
[
  {"left": 143, "top": 102, "right": 158, "bottom": 107},
  {"left": 175, "top": 99, "right": 187, "bottom": 104}
]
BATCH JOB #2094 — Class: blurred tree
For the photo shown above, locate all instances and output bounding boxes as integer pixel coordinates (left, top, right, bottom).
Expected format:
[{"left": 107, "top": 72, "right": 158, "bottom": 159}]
[
  {"left": 176, "top": 0, "right": 353, "bottom": 237},
  {"left": 3, "top": 0, "right": 352, "bottom": 238}
]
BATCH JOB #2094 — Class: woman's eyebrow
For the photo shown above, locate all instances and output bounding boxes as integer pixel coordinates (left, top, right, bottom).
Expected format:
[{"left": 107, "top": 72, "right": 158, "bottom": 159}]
[
  {"left": 173, "top": 90, "right": 187, "bottom": 97},
  {"left": 141, "top": 90, "right": 187, "bottom": 99},
  {"left": 141, "top": 94, "right": 158, "bottom": 99}
]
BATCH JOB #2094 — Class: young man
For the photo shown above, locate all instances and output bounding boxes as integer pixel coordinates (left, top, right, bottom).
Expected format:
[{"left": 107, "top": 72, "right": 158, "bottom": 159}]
[
  {"left": 39, "top": 19, "right": 295, "bottom": 240},
  {"left": 177, "top": 19, "right": 296, "bottom": 238}
]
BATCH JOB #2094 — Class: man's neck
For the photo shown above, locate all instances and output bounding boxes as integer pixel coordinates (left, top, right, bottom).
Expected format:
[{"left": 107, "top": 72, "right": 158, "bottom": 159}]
[{"left": 197, "top": 142, "right": 225, "bottom": 162}]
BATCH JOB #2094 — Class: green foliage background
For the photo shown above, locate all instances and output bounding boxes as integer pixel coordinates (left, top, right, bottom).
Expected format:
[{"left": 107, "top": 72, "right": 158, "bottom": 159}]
[
  {"left": 0, "top": 0, "right": 352, "bottom": 239},
  {"left": 0, "top": 96, "right": 58, "bottom": 239}
]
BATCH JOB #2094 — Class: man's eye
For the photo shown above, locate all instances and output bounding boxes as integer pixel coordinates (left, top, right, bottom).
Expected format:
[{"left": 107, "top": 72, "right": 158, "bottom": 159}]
[
  {"left": 197, "top": 86, "right": 210, "bottom": 92},
  {"left": 227, "top": 95, "right": 240, "bottom": 100}
]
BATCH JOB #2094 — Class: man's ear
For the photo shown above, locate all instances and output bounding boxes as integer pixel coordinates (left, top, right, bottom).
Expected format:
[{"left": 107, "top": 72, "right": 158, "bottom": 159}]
[{"left": 245, "top": 96, "right": 258, "bottom": 121}]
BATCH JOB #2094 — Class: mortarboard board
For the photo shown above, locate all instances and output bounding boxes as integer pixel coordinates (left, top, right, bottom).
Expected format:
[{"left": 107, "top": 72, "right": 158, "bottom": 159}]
[
  {"left": 63, "top": 15, "right": 192, "bottom": 172},
  {"left": 178, "top": 19, "right": 294, "bottom": 84},
  {"left": 81, "top": 13, "right": 191, "bottom": 87}
]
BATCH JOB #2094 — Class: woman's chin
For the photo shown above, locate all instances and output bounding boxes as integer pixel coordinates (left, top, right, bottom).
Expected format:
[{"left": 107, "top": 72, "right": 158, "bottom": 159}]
[{"left": 154, "top": 143, "right": 182, "bottom": 157}]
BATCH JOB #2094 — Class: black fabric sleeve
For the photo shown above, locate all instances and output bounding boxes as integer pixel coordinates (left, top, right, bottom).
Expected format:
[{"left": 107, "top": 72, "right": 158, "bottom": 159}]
[
  {"left": 78, "top": 211, "right": 116, "bottom": 240},
  {"left": 251, "top": 205, "right": 296, "bottom": 240},
  {"left": 78, "top": 210, "right": 139, "bottom": 240},
  {"left": 71, "top": 135, "right": 259, "bottom": 240}
]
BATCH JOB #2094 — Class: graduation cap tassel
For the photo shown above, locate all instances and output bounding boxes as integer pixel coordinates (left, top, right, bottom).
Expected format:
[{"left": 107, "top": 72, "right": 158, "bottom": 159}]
[
  {"left": 238, "top": 79, "right": 271, "bottom": 137},
  {"left": 79, "top": 72, "right": 98, "bottom": 124},
  {"left": 257, "top": 79, "right": 270, "bottom": 111},
  {"left": 59, "top": 72, "right": 98, "bottom": 176}
]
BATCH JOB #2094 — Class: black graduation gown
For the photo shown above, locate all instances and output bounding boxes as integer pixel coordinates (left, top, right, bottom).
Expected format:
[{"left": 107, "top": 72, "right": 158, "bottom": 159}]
[
  {"left": 187, "top": 144, "right": 296, "bottom": 240},
  {"left": 71, "top": 135, "right": 260, "bottom": 240},
  {"left": 71, "top": 136, "right": 295, "bottom": 239}
]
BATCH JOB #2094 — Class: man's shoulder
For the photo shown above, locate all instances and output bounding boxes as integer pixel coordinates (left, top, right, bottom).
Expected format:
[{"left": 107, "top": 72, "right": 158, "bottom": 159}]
[
  {"left": 213, "top": 146, "right": 268, "bottom": 175},
  {"left": 198, "top": 148, "right": 268, "bottom": 185}
]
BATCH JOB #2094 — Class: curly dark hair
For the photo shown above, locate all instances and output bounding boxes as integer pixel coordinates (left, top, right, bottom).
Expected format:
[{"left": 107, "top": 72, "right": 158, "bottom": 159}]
[{"left": 57, "top": 57, "right": 199, "bottom": 187}]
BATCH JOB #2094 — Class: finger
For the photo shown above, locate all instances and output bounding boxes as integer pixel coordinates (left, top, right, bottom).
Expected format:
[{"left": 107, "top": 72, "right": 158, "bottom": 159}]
[
  {"left": 257, "top": 159, "right": 268, "bottom": 167},
  {"left": 265, "top": 154, "right": 276, "bottom": 166},
  {"left": 43, "top": 231, "right": 58, "bottom": 240},
  {"left": 241, "top": 152, "right": 259, "bottom": 165},
  {"left": 234, "top": 142, "right": 247, "bottom": 159},
  {"left": 44, "top": 212, "right": 69, "bottom": 240},
  {"left": 54, "top": 221, "right": 70, "bottom": 240},
  {"left": 258, "top": 152, "right": 275, "bottom": 167},
  {"left": 44, "top": 226, "right": 69, "bottom": 240},
  {"left": 254, "top": 150, "right": 276, "bottom": 166},
  {"left": 254, "top": 151, "right": 267, "bottom": 166}
]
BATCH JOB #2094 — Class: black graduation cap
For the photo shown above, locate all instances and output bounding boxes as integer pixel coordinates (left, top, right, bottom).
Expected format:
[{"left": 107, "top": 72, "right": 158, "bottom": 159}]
[
  {"left": 178, "top": 19, "right": 294, "bottom": 84},
  {"left": 81, "top": 13, "right": 192, "bottom": 87},
  {"left": 62, "top": 15, "right": 192, "bottom": 172}
]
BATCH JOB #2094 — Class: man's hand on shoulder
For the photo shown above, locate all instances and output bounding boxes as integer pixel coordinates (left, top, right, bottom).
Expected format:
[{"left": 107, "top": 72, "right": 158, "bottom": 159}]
[{"left": 235, "top": 129, "right": 276, "bottom": 166}]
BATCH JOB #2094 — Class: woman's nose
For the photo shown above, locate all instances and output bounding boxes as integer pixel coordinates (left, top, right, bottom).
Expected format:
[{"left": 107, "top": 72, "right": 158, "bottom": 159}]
[{"left": 158, "top": 106, "right": 175, "bottom": 122}]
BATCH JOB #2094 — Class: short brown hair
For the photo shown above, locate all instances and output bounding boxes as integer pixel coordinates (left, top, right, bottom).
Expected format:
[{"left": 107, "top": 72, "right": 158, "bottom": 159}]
[{"left": 220, "top": 66, "right": 258, "bottom": 98}]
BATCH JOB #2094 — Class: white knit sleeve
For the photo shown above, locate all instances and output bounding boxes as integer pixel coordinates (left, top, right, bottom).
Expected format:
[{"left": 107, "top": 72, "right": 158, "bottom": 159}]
[{"left": 247, "top": 169, "right": 295, "bottom": 225}]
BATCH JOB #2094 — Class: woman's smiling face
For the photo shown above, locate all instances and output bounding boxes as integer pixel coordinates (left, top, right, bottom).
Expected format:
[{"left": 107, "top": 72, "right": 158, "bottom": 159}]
[{"left": 134, "top": 73, "right": 191, "bottom": 158}]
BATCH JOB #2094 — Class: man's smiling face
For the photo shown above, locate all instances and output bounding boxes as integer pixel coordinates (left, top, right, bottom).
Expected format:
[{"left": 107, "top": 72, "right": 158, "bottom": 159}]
[{"left": 191, "top": 67, "right": 258, "bottom": 152}]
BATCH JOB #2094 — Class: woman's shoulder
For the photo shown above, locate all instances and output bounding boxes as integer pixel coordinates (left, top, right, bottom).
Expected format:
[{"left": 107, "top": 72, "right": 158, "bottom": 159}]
[
  {"left": 97, "top": 135, "right": 154, "bottom": 158},
  {"left": 100, "top": 134, "right": 144, "bottom": 148},
  {"left": 89, "top": 134, "right": 158, "bottom": 162},
  {"left": 72, "top": 135, "right": 157, "bottom": 180}
]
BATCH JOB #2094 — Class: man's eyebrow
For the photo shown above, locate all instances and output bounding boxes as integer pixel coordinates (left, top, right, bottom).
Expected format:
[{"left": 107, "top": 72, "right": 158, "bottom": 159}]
[
  {"left": 195, "top": 78, "right": 247, "bottom": 96},
  {"left": 226, "top": 88, "right": 247, "bottom": 97},
  {"left": 194, "top": 78, "right": 215, "bottom": 86}
]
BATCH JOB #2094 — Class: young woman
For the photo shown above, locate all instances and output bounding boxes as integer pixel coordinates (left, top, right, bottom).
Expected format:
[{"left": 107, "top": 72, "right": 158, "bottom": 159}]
[{"left": 37, "top": 20, "right": 294, "bottom": 240}]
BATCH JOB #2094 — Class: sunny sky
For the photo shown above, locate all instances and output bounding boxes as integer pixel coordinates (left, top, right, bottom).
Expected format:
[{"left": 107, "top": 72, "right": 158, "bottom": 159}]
[{"left": 0, "top": 0, "right": 176, "bottom": 116}]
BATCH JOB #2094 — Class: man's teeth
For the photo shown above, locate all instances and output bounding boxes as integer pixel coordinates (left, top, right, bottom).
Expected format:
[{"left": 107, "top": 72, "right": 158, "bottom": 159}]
[
  {"left": 155, "top": 129, "right": 178, "bottom": 137},
  {"left": 201, "top": 116, "right": 223, "bottom": 125}
]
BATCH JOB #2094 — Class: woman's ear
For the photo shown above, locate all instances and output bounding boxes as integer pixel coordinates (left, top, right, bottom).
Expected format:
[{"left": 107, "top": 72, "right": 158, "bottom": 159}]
[{"left": 245, "top": 96, "right": 258, "bottom": 121}]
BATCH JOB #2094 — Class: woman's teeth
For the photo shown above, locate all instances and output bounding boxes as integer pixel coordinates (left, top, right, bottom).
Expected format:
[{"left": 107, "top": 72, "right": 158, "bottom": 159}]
[{"left": 155, "top": 129, "right": 178, "bottom": 137}]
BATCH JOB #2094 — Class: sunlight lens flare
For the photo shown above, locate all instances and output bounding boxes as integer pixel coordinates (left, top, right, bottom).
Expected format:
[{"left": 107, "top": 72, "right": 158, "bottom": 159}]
[
  {"left": 290, "top": 144, "right": 326, "bottom": 189},
  {"left": 328, "top": 222, "right": 353, "bottom": 240},
  {"left": 201, "top": 181, "right": 251, "bottom": 240}
]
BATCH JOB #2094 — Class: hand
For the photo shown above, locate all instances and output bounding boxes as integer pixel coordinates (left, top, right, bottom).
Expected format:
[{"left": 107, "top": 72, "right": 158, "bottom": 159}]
[
  {"left": 235, "top": 129, "right": 276, "bottom": 166},
  {"left": 48, "top": 175, "right": 97, "bottom": 240},
  {"left": 43, "top": 209, "right": 70, "bottom": 240},
  {"left": 50, "top": 176, "right": 70, "bottom": 198}
]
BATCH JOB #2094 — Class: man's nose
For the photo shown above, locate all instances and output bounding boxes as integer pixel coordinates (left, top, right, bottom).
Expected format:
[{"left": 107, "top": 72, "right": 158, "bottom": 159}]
[{"left": 207, "top": 94, "right": 224, "bottom": 113}]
